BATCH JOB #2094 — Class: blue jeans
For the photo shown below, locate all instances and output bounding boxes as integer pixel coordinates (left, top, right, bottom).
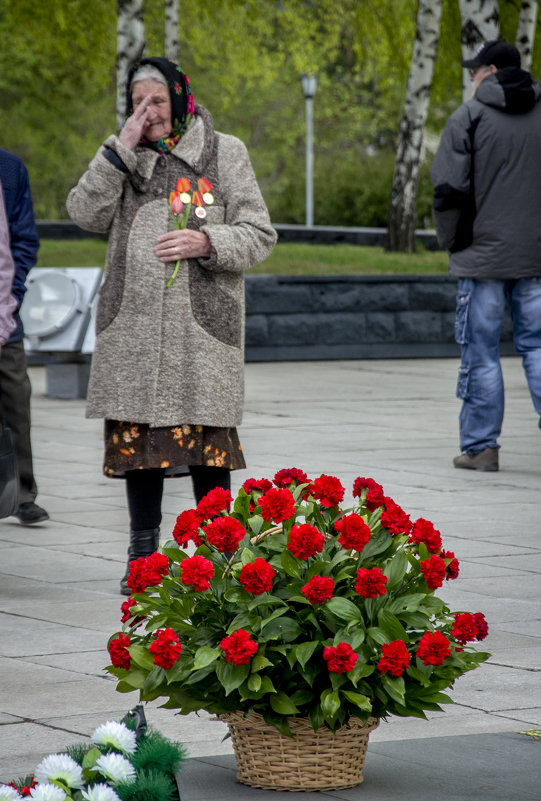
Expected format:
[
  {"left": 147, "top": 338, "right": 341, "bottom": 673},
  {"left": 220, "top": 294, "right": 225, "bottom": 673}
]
[{"left": 454, "top": 278, "right": 541, "bottom": 453}]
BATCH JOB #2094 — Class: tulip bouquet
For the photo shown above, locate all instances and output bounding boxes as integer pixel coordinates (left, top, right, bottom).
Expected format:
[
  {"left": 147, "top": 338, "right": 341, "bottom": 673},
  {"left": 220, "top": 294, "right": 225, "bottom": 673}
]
[
  {"left": 166, "top": 177, "right": 214, "bottom": 288},
  {"left": 107, "top": 469, "right": 490, "bottom": 736},
  {"left": 0, "top": 711, "right": 185, "bottom": 801}
]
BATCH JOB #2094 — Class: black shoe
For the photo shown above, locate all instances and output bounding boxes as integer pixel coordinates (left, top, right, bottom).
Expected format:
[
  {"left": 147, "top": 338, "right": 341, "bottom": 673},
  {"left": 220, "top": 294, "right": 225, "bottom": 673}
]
[{"left": 16, "top": 502, "right": 50, "bottom": 525}]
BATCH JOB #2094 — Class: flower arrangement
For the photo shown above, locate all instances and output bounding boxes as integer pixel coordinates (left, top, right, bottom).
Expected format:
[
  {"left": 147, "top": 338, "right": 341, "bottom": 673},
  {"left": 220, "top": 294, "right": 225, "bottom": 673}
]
[
  {"left": 166, "top": 177, "right": 214, "bottom": 287},
  {"left": 1, "top": 710, "right": 185, "bottom": 801},
  {"left": 107, "top": 470, "right": 490, "bottom": 736}
]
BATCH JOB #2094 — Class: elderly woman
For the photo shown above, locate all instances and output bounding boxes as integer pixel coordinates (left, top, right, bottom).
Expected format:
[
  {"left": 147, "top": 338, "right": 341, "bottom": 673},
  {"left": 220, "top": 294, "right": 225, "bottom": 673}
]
[{"left": 67, "top": 58, "right": 276, "bottom": 594}]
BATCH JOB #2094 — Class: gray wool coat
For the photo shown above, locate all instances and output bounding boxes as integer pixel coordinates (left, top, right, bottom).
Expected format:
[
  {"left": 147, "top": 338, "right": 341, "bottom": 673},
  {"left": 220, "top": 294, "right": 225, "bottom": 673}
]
[{"left": 67, "top": 105, "right": 276, "bottom": 427}]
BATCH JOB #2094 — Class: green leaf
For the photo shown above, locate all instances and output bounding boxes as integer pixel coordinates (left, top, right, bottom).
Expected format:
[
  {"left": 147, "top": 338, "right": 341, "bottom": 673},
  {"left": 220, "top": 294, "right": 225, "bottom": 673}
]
[
  {"left": 248, "top": 514, "right": 264, "bottom": 536},
  {"left": 128, "top": 645, "right": 156, "bottom": 671},
  {"left": 381, "top": 674, "right": 406, "bottom": 705},
  {"left": 320, "top": 688, "right": 341, "bottom": 719},
  {"left": 82, "top": 747, "right": 101, "bottom": 770},
  {"left": 260, "top": 607, "right": 288, "bottom": 629},
  {"left": 143, "top": 666, "right": 166, "bottom": 695},
  {"left": 280, "top": 549, "right": 302, "bottom": 579},
  {"left": 383, "top": 549, "right": 408, "bottom": 588},
  {"left": 270, "top": 691, "right": 300, "bottom": 715},
  {"left": 261, "top": 616, "right": 302, "bottom": 642},
  {"left": 193, "top": 646, "right": 221, "bottom": 670},
  {"left": 248, "top": 673, "right": 262, "bottom": 692},
  {"left": 216, "top": 661, "right": 250, "bottom": 695},
  {"left": 296, "top": 640, "right": 319, "bottom": 669},
  {"left": 120, "top": 669, "right": 146, "bottom": 689},
  {"left": 341, "top": 690, "right": 372, "bottom": 712},
  {"left": 251, "top": 651, "right": 274, "bottom": 671},
  {"left": 326, "top": 597, "right": 362, "bottom": 622},
  {"left": 377, "top": 610, "right": 409, "bottom": 643}
]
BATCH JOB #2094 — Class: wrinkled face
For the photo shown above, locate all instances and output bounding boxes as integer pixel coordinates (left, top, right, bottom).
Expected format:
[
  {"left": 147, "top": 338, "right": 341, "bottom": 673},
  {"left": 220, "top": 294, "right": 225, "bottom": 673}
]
[
  {"left": 470, "top": 65, "right": 492, "bottom": 96},
  {"left": 131, "top": 78, "right": 172, "bottom": 141}
]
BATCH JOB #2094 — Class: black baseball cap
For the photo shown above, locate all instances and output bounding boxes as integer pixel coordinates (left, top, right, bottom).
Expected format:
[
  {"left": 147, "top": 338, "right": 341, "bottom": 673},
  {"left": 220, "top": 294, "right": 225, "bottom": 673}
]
[{"left": 461, "top": 40, "right": 521, "bottom": 69}]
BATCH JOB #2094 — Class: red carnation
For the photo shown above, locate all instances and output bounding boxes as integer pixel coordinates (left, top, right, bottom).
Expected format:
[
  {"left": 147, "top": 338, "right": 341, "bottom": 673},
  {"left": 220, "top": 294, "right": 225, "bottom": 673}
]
[
  {"left": 109, "top": 632, "right": 131, "bottom": 669},
  {"left": 259, "top": 487, "right": 296, "bottom": 522},
  {"left": 355, "top": 566, "right": 388, "bottom": 598},
  {"left": 288, "top": 523, "right": 325, "bottom": 559},
  {"left": 242, "top": 477, "right": 273, "bottom": 512},
  {"left": 148, "top": 627, "right": 183, "bottom": 669},
  {"left": 240, "top": 558, "right": 276, "bottom": 595},
  {"left": 220, "top": 628, "right": 259, "bottom": 665},
  {"left": 120, "top": 597, "right": 144, "bottom": 628},
  {"left": 127, "top": 551, "right": 169, "bottom": 594},
  {"left": 204, "top": 516, "right": 246, "bottom": 552},
  {"left": 311, "top": 474, "right": 345, "bottom": 508},
  {"left": 242, "top": 477, "right": 273, "bottom": 495},
  {"left": 273, "top": 467, "right": 308, "bottom": 487},
  {"left": 335, "top": 513, "right": 371, "bottom": 551},
  {"left": 180, "top": 554, "right": 215, "bottom": 591},
  {"left": 197, "top": 487, "right": 233, "bottom": 520},
  {"left": 301, "top": 575, "right": 335, "bottom": 604},
  {"left": 473, "top": 612, "right": 489, "bottom": 640},
  {"left": 380, "top": 497, "right": 412, "bottom": 536},
  {"left": 173, "top": 508, "right": 203, "bottom": 548},
  {"left": 441, "top": 549, "right": 460, "bottom": 580},
  {"left": 410, "top": 518, "right": 442, "bottom": 554},
  {"left": 416, "top": 630, "right": 451, "bottom": 666},
  {"left": 420, "top": 554, "right": 447, "bottom": 590},
  {"left": 451, "top": 613, "right": 478, "bottom": 645},
  {"left": 352, "top": 477, "right": 385, "bottom": 511},
  {"left": 323, "top": 642, "right": 358, "bottom": 673},
  {"left": 377, "top": 640, "right": 411, "bottom": 676}
]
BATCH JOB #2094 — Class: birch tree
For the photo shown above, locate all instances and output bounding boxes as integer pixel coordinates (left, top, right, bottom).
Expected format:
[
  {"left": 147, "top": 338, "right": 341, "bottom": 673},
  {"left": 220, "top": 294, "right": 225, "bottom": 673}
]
[
  {"left": 165, "top": 0, "right": 180, "bottom": 63},
  {"left": 515, "top": 0, "right": 539, "bottom": 71},
  {"left": 116, "top": 0, "right": 145, "bottom": 132},
  {"left": 459, "top": 0, "right": 499, "bottom": 100},
  {"left": 387, "top": 0, "right": 443, "bottom": 253}
]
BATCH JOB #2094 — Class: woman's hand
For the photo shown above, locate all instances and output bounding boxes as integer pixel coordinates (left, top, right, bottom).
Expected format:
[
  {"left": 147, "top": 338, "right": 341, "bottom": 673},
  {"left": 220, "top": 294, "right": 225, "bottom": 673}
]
[
  {"left": 119, "top": 94, "right": 153, "bottom": 150},
  {"left": 155, "top": 230, "right": 212, "bottom": 262}
]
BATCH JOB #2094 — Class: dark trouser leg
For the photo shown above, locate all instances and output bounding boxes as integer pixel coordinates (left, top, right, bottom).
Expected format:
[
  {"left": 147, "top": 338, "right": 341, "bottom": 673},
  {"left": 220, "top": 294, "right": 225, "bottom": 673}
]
[
  {"left": 121, "top": 468, "right": 164, "bottom": 595},
  {"left": 0, "top": 341, "right": 37, "bottom": 502},
  {"left": 189, "top": 465, "right": 231, "bottom": 504}
]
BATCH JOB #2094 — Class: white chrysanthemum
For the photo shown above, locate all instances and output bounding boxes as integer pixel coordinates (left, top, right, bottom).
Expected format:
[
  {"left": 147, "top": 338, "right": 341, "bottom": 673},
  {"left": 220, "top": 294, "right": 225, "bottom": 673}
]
[
  {"left": 92, "top": 721, "right": 137, "bottom": 755},
  {"left": 81, "top": 784, "right": 122, "bottom": 801},
  {"left": 95, "top": 753, "right": 136, "bottom": 784},
  {"left": 0, "top": 785, "right": 22, "bottom": 801},
  {"left": 34, "top": 754, "right": 84, "bottom": 789},
  {"left": 29, "top": 785, "right": 67, "bottom": 801}
]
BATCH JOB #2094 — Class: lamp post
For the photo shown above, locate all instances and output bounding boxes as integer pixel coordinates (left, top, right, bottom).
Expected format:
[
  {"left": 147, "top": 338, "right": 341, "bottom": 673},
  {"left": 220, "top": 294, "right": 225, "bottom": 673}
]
[{"left": 301, "top": 74, "right": 317, "bottom": 227}]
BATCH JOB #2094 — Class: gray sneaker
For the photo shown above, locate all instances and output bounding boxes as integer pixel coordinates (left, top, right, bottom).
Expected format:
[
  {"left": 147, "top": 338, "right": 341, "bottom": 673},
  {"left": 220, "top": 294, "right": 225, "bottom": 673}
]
[{"left": 453, "top": 448, "right": 499, "bottom": 472}]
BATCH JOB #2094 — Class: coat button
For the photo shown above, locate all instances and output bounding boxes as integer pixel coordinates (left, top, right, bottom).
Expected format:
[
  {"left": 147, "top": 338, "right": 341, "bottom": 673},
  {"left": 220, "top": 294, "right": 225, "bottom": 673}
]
[{"left": 153, "top": 188, "right": 161, "bottom": 196}]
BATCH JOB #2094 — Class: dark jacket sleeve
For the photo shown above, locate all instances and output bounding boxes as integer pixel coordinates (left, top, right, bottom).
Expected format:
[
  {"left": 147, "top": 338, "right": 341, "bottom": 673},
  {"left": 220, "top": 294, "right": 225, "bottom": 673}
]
[
  {"left": 430, "top": 105, "right": 478, "bottom": 253},
  {"left": 3, "top": 160, "right": 40, "bottom": 306}
]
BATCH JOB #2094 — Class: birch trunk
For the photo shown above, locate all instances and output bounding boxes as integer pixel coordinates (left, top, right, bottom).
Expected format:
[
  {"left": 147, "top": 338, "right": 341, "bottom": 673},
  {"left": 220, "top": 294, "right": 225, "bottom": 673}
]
[
  {"left": 165, "top": 0, "right": 180, "bottom": 63},
  {"left": 515, "top": 0, "right": 539, "bottom": 72},
  {"left": 117, "top": 0, "right": 145, "bottom": 133},
  {"left": 459, "top": 0, "right": 499, "bottom": 101},
  {"left": 387, "top": 0, "right": 443, "bottom": 253}
]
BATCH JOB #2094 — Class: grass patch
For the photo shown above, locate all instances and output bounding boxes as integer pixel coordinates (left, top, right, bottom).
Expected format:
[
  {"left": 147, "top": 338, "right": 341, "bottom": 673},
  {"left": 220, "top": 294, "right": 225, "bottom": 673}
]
[{"left": 37, "top": 239, "right": 448, "bottom": 275}]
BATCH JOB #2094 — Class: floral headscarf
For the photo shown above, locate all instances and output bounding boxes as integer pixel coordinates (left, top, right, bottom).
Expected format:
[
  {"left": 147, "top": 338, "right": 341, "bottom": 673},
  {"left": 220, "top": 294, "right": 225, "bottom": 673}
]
[{"left": 126, "top": 57, "right": 196, "bottom": 153}]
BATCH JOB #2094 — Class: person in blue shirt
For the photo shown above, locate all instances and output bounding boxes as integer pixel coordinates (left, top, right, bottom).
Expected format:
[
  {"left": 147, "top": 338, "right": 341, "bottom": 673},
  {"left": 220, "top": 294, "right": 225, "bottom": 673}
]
[{"left": 0, "top": 148, "right": 49, "bottom": 524}]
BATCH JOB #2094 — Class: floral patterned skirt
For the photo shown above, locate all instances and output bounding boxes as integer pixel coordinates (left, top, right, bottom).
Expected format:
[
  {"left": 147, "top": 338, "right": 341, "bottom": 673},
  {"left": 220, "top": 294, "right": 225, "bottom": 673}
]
[{"left": 103, "top": 420, "right": 246, "bottom": 478}]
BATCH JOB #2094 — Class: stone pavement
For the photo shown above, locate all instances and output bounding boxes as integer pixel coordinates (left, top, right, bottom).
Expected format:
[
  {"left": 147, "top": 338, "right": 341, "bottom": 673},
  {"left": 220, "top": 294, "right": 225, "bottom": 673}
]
[{"left": 1, "top": 357, "right": 540, "bottom": 798}]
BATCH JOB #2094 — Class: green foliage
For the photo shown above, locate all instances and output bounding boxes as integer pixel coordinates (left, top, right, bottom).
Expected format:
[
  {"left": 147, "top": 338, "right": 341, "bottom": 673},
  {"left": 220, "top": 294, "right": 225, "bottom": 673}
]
[
  {"left": 108, "top": 472, "right": 490, "bottom": 734},
  {"left": 3, "top": 0, "right": 539, "bottom": 225}
]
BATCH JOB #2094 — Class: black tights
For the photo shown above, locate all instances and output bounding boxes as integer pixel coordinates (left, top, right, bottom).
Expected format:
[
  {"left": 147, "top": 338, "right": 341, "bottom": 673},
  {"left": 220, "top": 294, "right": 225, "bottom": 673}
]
[{"left": 125, "top": 465, "right": 231, "bottom": 531}]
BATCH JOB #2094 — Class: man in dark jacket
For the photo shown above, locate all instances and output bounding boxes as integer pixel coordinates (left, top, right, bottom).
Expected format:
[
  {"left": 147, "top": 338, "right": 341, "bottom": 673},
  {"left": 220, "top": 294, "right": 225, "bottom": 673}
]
[
  {"left": 430, "top": 40, "right": 541, "bottom": 472},
  {"left": 0, "top": 148, "right": 49, "bottom": 523}
]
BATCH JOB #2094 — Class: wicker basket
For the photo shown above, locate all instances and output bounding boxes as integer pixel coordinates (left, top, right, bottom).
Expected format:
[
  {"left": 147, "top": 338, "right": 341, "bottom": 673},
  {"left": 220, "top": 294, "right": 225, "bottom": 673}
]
[{"left": 220, "top": 711, "right": 379, "bottom": 791}]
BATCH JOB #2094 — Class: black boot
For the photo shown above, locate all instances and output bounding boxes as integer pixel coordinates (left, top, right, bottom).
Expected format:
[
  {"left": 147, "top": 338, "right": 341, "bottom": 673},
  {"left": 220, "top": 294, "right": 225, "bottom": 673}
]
[{"left": 120, "top": 527, "right": 160, "bottom": 596}]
